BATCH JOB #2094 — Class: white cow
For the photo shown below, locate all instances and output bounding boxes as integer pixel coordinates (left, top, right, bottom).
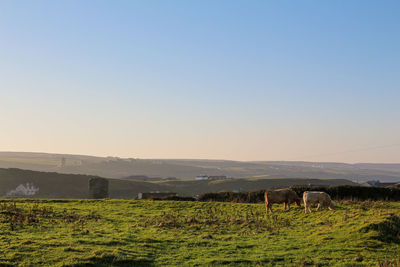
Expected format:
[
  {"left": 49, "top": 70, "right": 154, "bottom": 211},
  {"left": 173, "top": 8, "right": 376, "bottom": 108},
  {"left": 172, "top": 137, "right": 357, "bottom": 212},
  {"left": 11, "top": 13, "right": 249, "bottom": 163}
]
[{"left": 303, "top": 191, "right": 335, "bottom": 214}]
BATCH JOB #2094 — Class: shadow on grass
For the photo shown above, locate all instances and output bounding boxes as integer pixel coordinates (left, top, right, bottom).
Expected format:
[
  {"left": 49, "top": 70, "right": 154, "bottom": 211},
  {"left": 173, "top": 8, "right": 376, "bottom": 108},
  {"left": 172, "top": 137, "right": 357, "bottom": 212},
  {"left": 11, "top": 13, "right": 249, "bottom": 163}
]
[
  {"left": 66, "top": 256, "right": 154, "bottom": 267},
  {"left": 363, "top": 214, "right": 400, "bottom": 243}
]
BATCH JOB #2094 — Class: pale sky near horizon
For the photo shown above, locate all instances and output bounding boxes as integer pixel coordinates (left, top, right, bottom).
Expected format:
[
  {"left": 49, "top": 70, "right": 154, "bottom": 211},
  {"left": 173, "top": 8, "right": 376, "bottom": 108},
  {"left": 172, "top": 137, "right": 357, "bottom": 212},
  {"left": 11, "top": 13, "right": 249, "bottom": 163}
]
[{"left": 1, "top": 1, "right": 399, "bottom": 163}]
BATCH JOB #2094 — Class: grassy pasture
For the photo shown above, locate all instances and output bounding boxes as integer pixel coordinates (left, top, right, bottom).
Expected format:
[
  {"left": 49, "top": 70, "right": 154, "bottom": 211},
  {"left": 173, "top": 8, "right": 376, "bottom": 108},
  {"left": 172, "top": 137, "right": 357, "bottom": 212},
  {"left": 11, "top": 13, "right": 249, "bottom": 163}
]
[{"left": 0, "top": 199, "right": 399, "bottom": 266}]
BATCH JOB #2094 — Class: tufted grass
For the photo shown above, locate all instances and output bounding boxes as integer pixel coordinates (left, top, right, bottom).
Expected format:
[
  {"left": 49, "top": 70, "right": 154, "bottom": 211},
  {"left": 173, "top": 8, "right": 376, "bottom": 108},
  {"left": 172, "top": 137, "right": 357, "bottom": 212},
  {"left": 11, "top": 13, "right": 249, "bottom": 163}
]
[{"left": 0, "top": 199, "right": 399, "bottom": 266}]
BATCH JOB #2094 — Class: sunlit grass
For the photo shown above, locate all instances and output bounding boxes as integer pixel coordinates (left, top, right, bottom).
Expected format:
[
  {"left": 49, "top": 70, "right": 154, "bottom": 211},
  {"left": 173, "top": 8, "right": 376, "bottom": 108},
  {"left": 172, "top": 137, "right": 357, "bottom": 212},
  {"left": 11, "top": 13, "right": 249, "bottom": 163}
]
[{"left": 0, "top": 199, "right": 398, "bottom": 266}]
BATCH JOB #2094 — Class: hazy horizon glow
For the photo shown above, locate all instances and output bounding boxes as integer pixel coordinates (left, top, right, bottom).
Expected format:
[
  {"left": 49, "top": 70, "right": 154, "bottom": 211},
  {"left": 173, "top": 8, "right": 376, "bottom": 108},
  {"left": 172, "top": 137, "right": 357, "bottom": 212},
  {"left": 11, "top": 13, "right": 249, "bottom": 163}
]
[{"left": 1, "top": 1, "right": 399, "bottom": 163}]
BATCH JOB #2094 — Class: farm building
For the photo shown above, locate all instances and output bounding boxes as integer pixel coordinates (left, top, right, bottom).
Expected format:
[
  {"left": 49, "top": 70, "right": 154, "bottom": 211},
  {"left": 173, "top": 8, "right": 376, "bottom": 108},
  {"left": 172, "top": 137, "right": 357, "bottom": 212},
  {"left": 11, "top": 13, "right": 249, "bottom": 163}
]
[
  {"left": 195, "top": 175, "right": 228, "bottom": 180},
  {"left": 195, "top": 175, "right": 209, "bottom": 180}
]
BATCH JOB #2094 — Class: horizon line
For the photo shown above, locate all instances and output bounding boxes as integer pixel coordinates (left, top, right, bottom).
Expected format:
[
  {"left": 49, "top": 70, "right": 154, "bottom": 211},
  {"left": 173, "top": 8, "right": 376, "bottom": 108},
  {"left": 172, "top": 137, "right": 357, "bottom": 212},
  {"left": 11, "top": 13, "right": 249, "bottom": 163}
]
[{"left": 0, "top": 150, "right": 399, "bottom": 165}]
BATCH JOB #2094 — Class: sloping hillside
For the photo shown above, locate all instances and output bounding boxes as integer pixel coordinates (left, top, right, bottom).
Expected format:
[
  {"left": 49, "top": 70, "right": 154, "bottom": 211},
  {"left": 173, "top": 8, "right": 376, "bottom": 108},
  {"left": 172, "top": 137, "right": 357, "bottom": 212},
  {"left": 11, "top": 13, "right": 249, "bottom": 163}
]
[
  {"left": 0, "top": 168, "right": 355, "bottom": 198},
  {"left": 154, "top": 177, "right": 355, "bottom": 196},
  {"left": 0, "top": 168, "right": 169, "bottom": 199}
]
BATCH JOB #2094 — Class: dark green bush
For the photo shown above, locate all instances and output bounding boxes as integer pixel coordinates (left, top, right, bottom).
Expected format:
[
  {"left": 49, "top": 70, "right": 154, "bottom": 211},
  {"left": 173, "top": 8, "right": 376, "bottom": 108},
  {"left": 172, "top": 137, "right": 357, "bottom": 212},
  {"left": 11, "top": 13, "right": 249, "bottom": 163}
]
[
  {"left": 197, "top": 185, "right": 400, "bottom": 203},
  {"left": 197, "top": 190, "right": 265, "bottom": 203},
  {"left": 152, "top": 195, "right": 196, "bottom": 201},
  {"left": 291, "top": 185, "right": 400, "bottom": 201}
]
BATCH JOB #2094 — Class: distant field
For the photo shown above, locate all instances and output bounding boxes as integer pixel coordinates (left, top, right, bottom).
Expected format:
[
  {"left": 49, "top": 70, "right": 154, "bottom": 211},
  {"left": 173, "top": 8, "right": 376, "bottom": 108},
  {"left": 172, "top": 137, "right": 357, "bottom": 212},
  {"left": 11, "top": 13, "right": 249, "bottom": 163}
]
[
  {"left": 0, "top": 157, "right": 59, "bottom": 166},
  {"left": 0, "top": 199, "right": 399, "bottom": 266},
  {"left": 1, "top": 151, "right": 400, "bottom": 181},
  {"left": 0, "top": 168, "right": 356, "bottom": 199}
]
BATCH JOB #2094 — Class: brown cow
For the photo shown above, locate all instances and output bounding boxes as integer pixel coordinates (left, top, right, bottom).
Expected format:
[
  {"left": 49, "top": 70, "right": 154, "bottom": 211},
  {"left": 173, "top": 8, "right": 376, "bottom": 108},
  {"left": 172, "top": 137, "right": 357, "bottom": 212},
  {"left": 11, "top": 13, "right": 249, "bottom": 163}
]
[
  {"left": 264, "top": 188, "right": 301, "bottom": 213},
  {"left": 303, "top": 191, "right": 335, "bottom": 214}
]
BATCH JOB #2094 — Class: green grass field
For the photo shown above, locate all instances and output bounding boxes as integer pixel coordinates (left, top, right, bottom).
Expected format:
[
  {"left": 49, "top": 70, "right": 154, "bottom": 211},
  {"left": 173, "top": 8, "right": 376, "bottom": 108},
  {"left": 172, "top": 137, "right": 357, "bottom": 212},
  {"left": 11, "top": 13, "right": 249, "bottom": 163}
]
[{"left": 0, "top": 199, "right": 399, "bottom": 266}]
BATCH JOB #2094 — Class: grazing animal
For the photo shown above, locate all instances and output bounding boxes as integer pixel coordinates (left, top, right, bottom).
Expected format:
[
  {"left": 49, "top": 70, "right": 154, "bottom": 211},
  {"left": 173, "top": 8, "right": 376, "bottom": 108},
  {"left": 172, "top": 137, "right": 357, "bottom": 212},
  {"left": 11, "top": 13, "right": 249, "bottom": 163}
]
[
  {"left": 264, "top": 188, "right": 301, "bottom": 213},
  {"left": 303, "top": 191, "right": 335, "bottom": 214}
]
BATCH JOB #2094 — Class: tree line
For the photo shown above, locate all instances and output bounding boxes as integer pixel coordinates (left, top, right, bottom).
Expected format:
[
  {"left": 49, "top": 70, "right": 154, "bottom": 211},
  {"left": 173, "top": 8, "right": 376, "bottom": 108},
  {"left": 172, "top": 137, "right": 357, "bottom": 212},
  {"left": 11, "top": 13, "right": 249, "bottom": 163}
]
[{"left": 196, "top": 185, "right": 400, "bottom": 203}]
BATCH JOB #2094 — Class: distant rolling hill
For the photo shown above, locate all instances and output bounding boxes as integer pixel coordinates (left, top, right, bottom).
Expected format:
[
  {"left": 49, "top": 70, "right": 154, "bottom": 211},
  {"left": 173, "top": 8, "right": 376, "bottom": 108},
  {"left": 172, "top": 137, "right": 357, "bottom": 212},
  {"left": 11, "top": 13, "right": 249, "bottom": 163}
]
[
  {"left": 0, "top": 168, "right": 169, "bottom": 199},
  {"left": 0, "top": 168, "right": 356, "bottom": 198},
  {"left": 0, "top": 151, "right": 399, "bottom": 182}
]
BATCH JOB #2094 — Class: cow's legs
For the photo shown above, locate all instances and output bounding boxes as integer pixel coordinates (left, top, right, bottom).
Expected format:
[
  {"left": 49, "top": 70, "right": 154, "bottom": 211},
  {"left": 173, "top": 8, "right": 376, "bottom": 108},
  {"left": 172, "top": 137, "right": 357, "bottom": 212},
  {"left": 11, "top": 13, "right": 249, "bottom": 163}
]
[
  {"left": 283, "top": 202, "right": 287, "bottom": 210},
  {"left": 304, "top": 203, "right": 308, "bottom": 214},
  {"left": 287, "top": 203, "right": 290, "bottom": 210},
  {"left": 316, "top": 203, "right": 321, "bottom": 211},
  {"left": 308, "top": 204, "right": 312, "bottom": 213},
  {"left": 266, "top": 202, "right": 273, "bottom": 213}
]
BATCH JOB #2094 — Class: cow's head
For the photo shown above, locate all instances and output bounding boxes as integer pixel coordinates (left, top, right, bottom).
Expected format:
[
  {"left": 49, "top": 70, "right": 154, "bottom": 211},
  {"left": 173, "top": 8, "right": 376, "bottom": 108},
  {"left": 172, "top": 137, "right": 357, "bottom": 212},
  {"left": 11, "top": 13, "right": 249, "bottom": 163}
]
[{"left": 295, "top": 197, "right": 301, "bottom": 207}]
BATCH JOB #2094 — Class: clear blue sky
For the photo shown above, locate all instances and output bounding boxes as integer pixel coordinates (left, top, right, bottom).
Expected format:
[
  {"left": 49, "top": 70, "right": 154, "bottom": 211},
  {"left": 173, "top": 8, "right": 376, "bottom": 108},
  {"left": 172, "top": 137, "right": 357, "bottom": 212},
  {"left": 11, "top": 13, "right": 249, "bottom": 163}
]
[{"left": 1, "top": 1, "right": 399, "bottom": 162}]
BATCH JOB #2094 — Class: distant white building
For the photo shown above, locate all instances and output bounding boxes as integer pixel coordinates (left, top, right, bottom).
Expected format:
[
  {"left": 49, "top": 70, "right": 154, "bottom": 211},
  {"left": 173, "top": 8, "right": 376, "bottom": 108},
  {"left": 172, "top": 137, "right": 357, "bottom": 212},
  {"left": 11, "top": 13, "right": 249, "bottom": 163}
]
[
  {"left": 195, "top": 175, "right": 228, "bottom": 180},
  {"left": 195, "top": 175, "right": 209, "bottom": 181},
  {"left": 7, "top": 183, "right": 39, "bottom": 196}
]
